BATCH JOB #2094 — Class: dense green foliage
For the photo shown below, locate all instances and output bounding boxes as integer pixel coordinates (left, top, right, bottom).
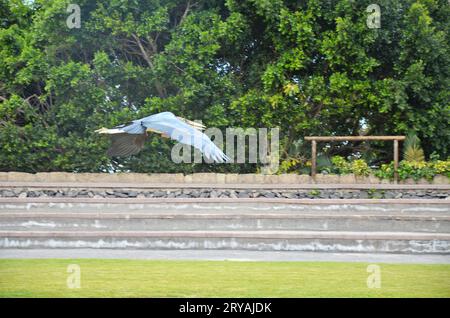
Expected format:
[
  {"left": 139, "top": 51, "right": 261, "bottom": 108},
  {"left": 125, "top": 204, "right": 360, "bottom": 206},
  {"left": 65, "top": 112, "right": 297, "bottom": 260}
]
[
  {"left": 1, "top": 0, "right": 449, "bottom": 173},
  {"left": 327, "top": 155, "right": 450, "bottom": 180},
  {"left": 375, "top": 159, "right": 450, "bottom": 180}
]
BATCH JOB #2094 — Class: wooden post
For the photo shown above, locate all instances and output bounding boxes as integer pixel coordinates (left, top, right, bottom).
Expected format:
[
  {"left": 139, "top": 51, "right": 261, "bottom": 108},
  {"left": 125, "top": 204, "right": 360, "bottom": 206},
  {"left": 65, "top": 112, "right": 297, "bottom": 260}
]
[
  {"left": 304, "top": 136, "right": 405, "bottom": 181},
  {"left": 311, "top": 139, "right": 317, "bottom": 180},
  {"left": 393, "top": 139, "right": 399, "bottom": 183}
]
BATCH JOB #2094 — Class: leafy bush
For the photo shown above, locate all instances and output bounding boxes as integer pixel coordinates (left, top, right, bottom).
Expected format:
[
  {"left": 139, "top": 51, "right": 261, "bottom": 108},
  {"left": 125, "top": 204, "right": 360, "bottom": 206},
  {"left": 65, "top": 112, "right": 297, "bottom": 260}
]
[
  {"left": 374, "top": 160, "right": 450, "bottom": 181},
  {"left": 331, "top": 156, "right": 450, "bottom": 181},
  {"left": 432, "top": 160, "right": 450, "bottom": 177},
  {"left": 331, "top": 156, "right": 351, "bottom": 174},
  {"left": 397, "top": 161, "right": 435, "bottom": 181},
  {"left": 331, "top": 156, "right": 370, "bottom": 176},
  {"left": 351, "top": 159, "right": 371, "bottom": 176},
  {"left": 374, "top": 162, "right": 395, "bottom": 180},
  {"left": 278, "top": 158, "right": 302, "bottom": 174}
]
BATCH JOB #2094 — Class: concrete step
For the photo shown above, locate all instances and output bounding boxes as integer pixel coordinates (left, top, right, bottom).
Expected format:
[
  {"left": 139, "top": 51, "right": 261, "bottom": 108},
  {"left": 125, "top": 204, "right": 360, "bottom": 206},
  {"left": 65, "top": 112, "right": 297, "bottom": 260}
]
[
  {"left": 2, "top": 200, "right": 449, "bottom": 253},
  {"left": 1, "top": 201, "right": 449, "bottom": 216},
  {"left": 1, "top": 212, "right": 449, "bottom": 232},
  {"left": 1, "top": 230, "right": 449, "bottom": 254}
]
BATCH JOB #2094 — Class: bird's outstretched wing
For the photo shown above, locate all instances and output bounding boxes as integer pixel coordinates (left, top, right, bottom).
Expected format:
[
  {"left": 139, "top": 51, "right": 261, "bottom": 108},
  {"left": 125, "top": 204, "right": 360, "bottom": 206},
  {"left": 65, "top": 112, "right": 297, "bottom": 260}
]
[
  {"left": 142, "top": 112, "right": 230, "bottom": 163},
  {"left": 106, "top": 133, "right": 147, "bottom": 157},
  {"left": 95, "top": 112, "right": 230, "bottom": 163},
  {"left": 95, "top": 121, "right": 147, "bottom": 157}
]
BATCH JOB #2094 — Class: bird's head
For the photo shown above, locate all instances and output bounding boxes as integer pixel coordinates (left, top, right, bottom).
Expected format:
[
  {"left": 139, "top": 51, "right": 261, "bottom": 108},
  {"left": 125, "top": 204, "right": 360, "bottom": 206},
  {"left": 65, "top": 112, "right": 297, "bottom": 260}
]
[{"left": 94, "top": 127, "right": 109, "bottom": 134}]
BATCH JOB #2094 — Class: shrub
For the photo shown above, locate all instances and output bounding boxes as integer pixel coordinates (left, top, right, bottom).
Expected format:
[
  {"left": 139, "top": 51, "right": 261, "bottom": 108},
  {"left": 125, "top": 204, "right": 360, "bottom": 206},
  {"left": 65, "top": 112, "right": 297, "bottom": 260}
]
[
  {"left": 432, "top": 160, "right": 450, "bottom": 178},
  {"left": 278, "top": 158, "right": 302, "bottom": 174},
  {"left": 398, "top": 161, "right": 434, "bottom": 181},
  {"left": 331, "top": 156, "right": 351, "bottom": 174},
  {"left": 351, "top": 159, "right": 371, "bottom": 176},
  {"left": 374, "top": 160, "right": 450, "bottom": 181},
  {"left": 302, "top": 155, "right": 450, "bottom": 181},
  {"left": 374, "top": 162, "right": 395, "bottom": 180},
  {"left": 331, "top": 156, "right": 370, "bottom": 176}
]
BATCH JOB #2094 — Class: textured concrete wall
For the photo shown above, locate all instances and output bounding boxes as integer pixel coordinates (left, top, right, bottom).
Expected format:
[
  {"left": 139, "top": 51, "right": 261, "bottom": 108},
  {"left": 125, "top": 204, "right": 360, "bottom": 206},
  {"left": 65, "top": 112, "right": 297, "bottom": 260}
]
[
  {"left": 0, "top": 172, "right": 448, "bottom": 184},
  {"left": 2, "top": 188, "right": 448, "bottom": 199}
]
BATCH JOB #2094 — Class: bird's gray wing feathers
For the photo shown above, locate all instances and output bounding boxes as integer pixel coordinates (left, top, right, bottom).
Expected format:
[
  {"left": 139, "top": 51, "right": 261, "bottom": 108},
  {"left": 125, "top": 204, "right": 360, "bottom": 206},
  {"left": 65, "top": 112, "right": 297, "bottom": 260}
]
[
  {"left": 99, "top": 112, "right": 229, "bottom": 162},
  {"left": 107, "top": 133, "right": 147, "bottom": 157},
  {"left": 142, "top": 113, "right": 230, "bottom": 163},
  {"left": 117, "top": 120, "right": 146, "bottom": 134}
]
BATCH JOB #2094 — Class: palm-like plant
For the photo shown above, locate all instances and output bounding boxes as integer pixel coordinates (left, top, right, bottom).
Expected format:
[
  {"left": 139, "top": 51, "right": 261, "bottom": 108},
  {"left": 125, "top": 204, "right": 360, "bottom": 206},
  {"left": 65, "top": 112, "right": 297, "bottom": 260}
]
[{"left": 403, "top": 131, "right": 425, "bottom": 162}]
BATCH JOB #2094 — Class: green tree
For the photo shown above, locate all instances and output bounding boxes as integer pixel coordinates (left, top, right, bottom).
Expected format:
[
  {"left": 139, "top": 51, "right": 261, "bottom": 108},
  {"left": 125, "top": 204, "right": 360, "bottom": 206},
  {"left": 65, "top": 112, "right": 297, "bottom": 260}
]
[{"left": 0, "top": 0, "right": 448, "bottom": 173}]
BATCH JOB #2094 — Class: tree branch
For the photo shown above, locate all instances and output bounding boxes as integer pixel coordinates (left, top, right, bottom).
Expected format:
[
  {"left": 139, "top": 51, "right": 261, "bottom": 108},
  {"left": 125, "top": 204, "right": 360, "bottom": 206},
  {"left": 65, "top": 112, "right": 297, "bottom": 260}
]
[
  {"left": 131, "top": 33, "right": 154, "bottom": 68},
  {"left": 179, "top": 0, "right": 192, "bottom": 26},
  {"left": 131, "top": 33, "right": 166, "bottom": 98}
]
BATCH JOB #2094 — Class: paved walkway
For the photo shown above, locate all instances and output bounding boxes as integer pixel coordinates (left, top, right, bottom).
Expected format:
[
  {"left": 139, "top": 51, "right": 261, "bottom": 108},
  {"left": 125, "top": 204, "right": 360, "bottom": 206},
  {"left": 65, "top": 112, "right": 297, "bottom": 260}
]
[{"left": 1, "top": 249, "right": 449, "bottom": 264}]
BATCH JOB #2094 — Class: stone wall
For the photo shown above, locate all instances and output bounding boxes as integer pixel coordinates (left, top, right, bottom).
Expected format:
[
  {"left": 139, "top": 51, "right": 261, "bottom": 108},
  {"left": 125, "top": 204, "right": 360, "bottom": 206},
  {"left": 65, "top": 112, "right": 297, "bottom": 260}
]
[
  {"left": 0, "top": 172, "right": 448, "bottom": 184},
  {"left": 1, "top": 187, "right": 448, "bottom": 199}
]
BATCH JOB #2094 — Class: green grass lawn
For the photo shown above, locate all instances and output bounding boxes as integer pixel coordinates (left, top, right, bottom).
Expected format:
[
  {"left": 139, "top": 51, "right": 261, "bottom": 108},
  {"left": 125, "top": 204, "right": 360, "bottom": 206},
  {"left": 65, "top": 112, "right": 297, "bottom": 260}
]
[{"left": 0, "top": 259, "right": 449, "bottom": 297}]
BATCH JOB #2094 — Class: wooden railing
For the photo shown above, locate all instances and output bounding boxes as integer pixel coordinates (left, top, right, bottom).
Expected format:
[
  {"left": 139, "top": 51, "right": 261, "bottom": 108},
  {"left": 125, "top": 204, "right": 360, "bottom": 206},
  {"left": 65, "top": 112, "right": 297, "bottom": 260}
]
[{"left": 304, "top": 136, "right": 406, "bottom": 182}]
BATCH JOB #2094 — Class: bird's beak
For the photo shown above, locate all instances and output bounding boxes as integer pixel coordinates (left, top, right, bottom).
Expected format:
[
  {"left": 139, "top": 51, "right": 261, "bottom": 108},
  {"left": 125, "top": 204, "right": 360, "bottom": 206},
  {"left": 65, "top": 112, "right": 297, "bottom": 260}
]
[{"left": 95, "top": 127, "right": 108, "bottom": 134}]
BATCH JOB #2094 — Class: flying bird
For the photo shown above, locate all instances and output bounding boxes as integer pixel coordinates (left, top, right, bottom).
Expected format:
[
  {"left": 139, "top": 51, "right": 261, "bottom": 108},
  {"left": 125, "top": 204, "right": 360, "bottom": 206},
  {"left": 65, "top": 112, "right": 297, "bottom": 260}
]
[{"left": 95, "top": 112, "right": 230, "bottom": 163}]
